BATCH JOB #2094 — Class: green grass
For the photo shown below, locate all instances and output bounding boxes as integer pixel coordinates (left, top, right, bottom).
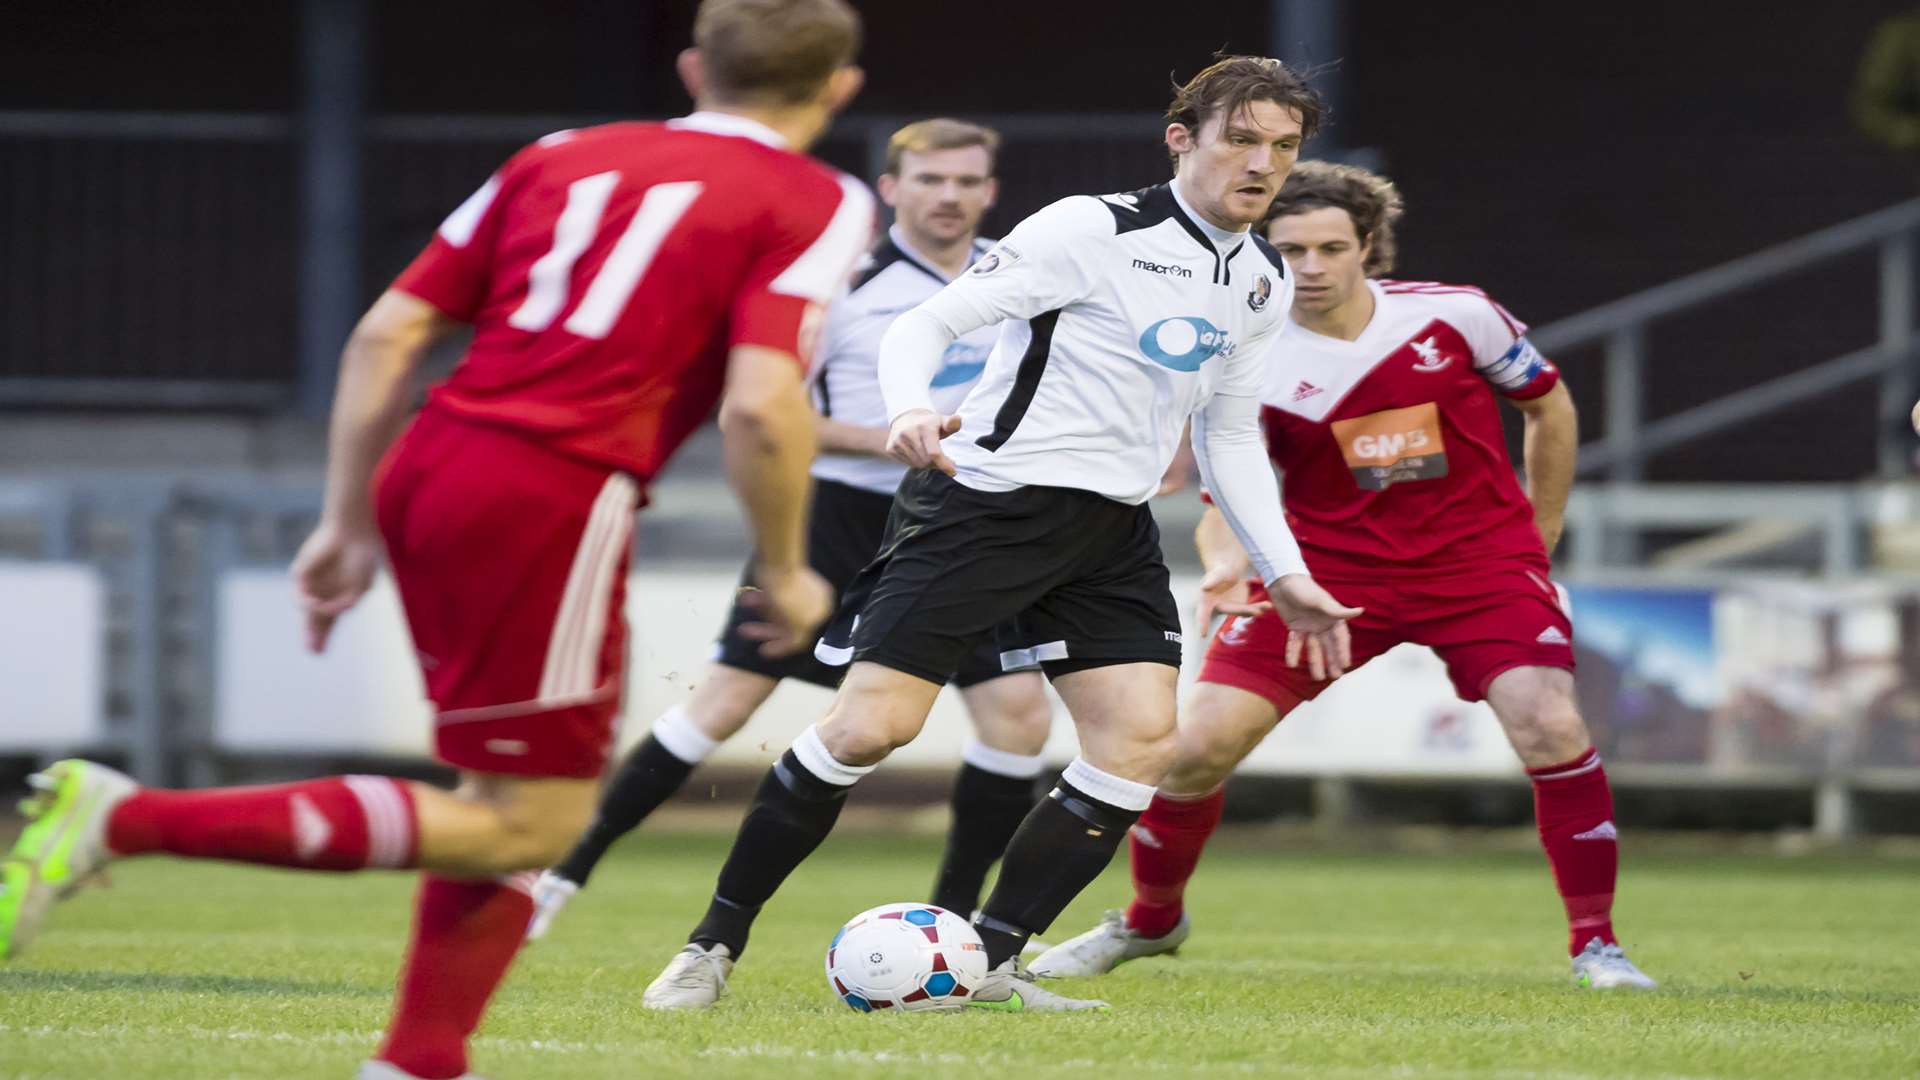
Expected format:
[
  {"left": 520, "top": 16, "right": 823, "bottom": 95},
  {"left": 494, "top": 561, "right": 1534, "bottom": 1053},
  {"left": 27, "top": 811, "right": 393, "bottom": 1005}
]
[{"left": 3, "top": 829, "right": 1918, "bottom": 1079}]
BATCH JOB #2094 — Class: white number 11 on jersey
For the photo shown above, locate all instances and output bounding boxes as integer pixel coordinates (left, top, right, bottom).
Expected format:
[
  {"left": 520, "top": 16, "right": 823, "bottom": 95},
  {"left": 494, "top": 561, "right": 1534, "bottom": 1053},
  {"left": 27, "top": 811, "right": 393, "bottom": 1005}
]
[{"left": 505, "top": 173, "right": 704, "bottom": 340}]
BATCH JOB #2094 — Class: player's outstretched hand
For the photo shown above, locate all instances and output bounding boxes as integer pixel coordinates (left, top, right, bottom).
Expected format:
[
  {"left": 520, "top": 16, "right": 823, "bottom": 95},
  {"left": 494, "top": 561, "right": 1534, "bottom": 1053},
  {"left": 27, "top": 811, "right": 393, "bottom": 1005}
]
[
  {"left": 737, "top": 564, "right": 834, "bottom": 659},
  {"left": 886, "top": 408, "right": 962, "bottom": 477},
  {"left": 1270, "top": 574, "right": 1364, "bottom": 681},
  {"left": 1193, "top": 561, "right": 1271, "bottom": 636},
  {"left": 291, "top": 520, "right": 383, "bottom": 654}
]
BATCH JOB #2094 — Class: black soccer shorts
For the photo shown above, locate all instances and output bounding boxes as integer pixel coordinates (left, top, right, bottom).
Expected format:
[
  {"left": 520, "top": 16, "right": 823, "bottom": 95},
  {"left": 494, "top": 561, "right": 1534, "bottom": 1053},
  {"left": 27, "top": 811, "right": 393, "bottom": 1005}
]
[
  {"left": 714, "top": 477, "right": 1019, "bottom": 688},
  {"left": 820, "top": 469, "right": 1185, "bottom": 685}
]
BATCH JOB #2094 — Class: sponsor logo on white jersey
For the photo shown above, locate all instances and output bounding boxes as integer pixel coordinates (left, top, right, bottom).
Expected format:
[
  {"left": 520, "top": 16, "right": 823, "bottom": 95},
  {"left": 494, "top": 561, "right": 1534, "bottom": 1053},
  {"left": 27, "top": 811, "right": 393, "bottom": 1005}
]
[
  {"left": 1132, "top": 258, "right": 1194, "bottom": 279},
  {"left": 1409, "top": 335, "right": 1453, "bottom": 372},
  {"left": 1572, "top": 820, "right": 1618, "bottom": 842},
  {"left": 1536, "top": 626, "right": 1570, "bottom": 646}
]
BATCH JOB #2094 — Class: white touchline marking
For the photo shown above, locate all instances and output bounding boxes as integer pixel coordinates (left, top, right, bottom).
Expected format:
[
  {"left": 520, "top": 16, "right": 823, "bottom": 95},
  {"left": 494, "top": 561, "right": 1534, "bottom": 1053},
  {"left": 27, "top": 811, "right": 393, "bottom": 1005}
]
[{"left": 0, "top": 1023, "right": 1782, "bottom": 1079}]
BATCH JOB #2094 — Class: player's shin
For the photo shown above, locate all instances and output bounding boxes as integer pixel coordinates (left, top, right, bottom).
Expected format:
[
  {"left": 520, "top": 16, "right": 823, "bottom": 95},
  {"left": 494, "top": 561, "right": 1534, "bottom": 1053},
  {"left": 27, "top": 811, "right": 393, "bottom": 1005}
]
[
  {"left": 1528, "top": 747, "right": 1619, "bottom": 955},
  {"left": 689, "top": 725, "right": 874, "bottom": 957},
  {"left": 377, "top": 872, "right": 534, "bottom": 1080},
  {"left": 1125, "top": 786, "right": 1226, "bottom": 938},
  {"left": 552, "top": 707, "right": 715, "bottom": 885},
  {"left": 974, "top": 758, "right": 1156, "bottom": 968},
  {"left": 930, "top": 740, "right": 1044, "bottom": 916}
]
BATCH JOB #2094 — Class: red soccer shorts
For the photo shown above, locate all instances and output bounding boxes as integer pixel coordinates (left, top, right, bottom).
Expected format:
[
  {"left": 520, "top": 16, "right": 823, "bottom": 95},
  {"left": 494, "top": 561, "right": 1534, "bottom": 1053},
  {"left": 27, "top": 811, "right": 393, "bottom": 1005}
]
[
  {"left": 376, "top": 408, "right": 638, "bottom": 778},
  {"left": 1198, "top": 566, "right": 1574, "bottom": 707}
]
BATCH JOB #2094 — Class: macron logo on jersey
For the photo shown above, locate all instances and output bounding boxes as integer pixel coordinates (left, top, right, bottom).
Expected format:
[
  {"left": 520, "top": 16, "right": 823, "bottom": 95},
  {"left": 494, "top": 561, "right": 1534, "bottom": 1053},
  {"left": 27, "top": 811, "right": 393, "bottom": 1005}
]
[{"left": 1132, "top": 258, "right": 1194, "bottom": 279}]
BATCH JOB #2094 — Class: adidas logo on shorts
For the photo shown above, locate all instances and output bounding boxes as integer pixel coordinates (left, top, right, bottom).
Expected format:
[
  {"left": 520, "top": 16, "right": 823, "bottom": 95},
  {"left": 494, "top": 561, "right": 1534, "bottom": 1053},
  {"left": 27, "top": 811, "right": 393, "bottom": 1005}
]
[{"left": 1536, "top": 626, "right": 1569, "bottom": 646}]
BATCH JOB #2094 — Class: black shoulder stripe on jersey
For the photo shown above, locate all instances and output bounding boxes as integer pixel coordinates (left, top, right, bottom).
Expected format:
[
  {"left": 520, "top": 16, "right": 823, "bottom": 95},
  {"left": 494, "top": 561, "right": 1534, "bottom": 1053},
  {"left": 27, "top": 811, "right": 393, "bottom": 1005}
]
[
  {"left": 975, "top": 310, "right": 1061, "bottom": 453},
  {"left": 1250, "top": 232, "right": 1287, "bottom": 277},
  {"left": 1102, "top": 183, "right": 1177, "bottom": 235},
  {"left": 893, "top": 246, "right": 949, "bottom": 286},
  {"left": 851, "top": 242, "right": 903, "bottom": 293}
]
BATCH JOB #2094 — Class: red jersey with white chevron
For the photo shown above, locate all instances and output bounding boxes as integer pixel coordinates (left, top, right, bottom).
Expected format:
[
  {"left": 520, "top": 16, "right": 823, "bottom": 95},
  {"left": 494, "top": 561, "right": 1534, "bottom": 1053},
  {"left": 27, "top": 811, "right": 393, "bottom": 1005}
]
[
  {"left": 1261, "top": 279, "right": 1559, "bottom": 581},
  {"left": 392, "top": 112, "right": 875, "bottom": 481}
]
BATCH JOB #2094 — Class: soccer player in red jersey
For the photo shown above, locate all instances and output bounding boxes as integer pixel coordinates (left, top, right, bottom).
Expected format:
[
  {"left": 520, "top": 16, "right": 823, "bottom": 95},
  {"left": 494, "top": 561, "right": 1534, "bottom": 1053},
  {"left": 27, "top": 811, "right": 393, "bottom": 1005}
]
[
  {"left": 1034, "top": 162, "right": 1658, "bottom": 990},
  {"left": 0, "top": 1, "right": 875, "bottom": 1075}
]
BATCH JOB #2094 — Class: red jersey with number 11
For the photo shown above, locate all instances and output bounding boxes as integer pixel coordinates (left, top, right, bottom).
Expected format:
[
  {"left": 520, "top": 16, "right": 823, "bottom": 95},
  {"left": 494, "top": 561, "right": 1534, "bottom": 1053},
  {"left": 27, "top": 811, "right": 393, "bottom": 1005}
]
[
  {"left": 1260, "top": 279, "right": 1560, "bottom": 582},
  {"left": 392, "top": 112, "right": 875, "bottom": 481}
]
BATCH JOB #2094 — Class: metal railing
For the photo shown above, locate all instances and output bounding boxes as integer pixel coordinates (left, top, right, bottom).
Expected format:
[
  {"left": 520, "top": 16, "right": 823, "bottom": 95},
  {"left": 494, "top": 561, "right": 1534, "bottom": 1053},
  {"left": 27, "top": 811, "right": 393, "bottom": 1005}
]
[{"left": 1530, "top": 199, "right": 1920, "bottom": 482}]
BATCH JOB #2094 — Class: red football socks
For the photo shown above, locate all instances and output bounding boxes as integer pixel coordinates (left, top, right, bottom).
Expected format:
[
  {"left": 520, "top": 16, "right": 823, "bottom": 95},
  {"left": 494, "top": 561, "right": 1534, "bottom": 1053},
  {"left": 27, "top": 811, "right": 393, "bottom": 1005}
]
[
  {"left": 377, "top": 873, "right": 536, "bottom": 1080},
  {"left": 1124, "top": 788, "right": 1226, "bottom": 939},
  {"left": 106, "top": 775, "right": 417, "bottom": 871},
  {"left": 1528, "top": 747, "right": 1619, "bottom": 955}
]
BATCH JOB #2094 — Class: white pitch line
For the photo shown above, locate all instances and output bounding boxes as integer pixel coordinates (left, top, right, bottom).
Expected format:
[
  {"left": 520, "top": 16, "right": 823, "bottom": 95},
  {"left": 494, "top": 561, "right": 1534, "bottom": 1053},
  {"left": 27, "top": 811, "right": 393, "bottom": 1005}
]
[{"left": 0, "top": 1021, "right": 1740, "bottom": 1080}]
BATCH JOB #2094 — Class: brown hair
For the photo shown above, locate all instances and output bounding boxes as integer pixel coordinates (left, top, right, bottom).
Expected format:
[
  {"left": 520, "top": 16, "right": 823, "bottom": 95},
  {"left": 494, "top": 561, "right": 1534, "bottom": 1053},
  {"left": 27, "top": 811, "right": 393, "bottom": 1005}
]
[
  {"left": 1263, "top": 160, "right": 1403, "bottom": 275},
  {"left": 694, "top": 0, "right": 862, "bottom": 105},
  {"left": 1166, "top": 55, "right": 1325, "bottom": 153},
  {"left": 883, "top": 118, "right": 1002, "bottom": 176}
]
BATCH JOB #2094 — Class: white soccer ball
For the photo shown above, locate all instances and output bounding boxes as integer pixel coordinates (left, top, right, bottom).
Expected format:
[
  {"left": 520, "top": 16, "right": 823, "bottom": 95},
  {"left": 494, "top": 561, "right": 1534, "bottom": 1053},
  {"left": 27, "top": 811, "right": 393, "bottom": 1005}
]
[{"left": 824, "top": 902, "right": 988, "bottom": 1012}]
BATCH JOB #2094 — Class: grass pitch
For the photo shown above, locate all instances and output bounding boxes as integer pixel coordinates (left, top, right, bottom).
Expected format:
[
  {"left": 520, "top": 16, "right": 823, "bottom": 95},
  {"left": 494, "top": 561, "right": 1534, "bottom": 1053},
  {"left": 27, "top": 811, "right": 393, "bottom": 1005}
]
[{"left": 2, "top": 826, "right": 1916, "bottom": 1079}]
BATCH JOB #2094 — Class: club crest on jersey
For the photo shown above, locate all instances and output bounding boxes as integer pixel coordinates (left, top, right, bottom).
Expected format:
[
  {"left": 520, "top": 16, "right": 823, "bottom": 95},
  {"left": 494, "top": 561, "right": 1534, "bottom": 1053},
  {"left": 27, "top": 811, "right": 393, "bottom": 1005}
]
[
  {"left": 1248, "top": 273, "right": 1272, "bottom": 312},
  {"left": 1408, "top": 336, "right": 1453, "bottom": 372},
  {"left": 970, "top": 243, "right": 1020, "bottom": 276},
  {"left": 1138, "top": 316, "right": 1232, "bottom": 372}
]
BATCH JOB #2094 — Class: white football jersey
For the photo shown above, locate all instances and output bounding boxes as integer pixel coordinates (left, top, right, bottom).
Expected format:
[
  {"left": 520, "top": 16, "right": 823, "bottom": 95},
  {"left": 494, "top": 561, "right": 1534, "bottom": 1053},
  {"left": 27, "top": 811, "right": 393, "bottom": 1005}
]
[
  {"left": 810, "top": 227, "right": 997, "bottom": 494},
  {"left": 920, "top": 182, "right": 1293, "bottom": 504}
]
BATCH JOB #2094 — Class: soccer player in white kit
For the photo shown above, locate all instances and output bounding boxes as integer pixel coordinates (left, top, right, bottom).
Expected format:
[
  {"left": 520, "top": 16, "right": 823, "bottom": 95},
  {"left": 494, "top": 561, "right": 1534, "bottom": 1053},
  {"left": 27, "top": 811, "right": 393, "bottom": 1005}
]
[
  {"left": 1035, "top": 162, "right": 1657, "bottom": 990},
  {"left": 527, "top": 120, "right": 1056, "bottom": 939},
  {"left": 642, "top": 57, "right": 1361, "bottom": 1013}
]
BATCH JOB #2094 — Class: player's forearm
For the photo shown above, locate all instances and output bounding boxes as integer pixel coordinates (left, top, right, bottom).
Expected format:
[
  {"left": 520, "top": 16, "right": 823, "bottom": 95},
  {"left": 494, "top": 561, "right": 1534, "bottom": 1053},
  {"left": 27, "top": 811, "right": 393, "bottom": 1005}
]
[
  {"left": 1194, "top": 505, "right": 1251, "bottom": 579},
  {"left": 721, "top": 348, "right": 817, "bottom": 571},
  {"left": 1191, "top": 395, "right": 1308, "bottom": 585},
  {"left": 319, "top": 292, "right": 446, "bottom": 532},
  {"left": 1520, "top": 383, "right": 1578, "bottom": 550},
  {"left": 816, "top": 416, "right": 889, "bottom": 457},
  {"left": 877, "top": 306, "right": 959, "bottom": 421}
]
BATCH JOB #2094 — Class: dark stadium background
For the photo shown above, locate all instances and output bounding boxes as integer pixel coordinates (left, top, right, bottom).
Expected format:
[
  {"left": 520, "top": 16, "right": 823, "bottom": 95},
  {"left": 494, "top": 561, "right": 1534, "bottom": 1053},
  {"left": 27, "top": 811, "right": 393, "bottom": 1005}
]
[{"left": 3, "top": 0, "right": 1914, "bottom": 483}]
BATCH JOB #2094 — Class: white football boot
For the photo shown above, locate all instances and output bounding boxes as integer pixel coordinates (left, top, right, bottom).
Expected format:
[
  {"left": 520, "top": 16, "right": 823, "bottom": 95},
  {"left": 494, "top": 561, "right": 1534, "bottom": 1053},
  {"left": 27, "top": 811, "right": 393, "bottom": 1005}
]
[
  {"left": 1571, "top": 937, "right": 1658, "bottom": 989},
  {"left": 523, "top": 871, "right": 578, "bottom": 941},
  {"left": 642, "top": 942, "right": 734, "bottom": 1009},
  {"left": 965, "top": 956, "right": 1110, "bottom": 1012},
  {"left": 1028, "top": 909, "right": 1189, "bottom": 978}
]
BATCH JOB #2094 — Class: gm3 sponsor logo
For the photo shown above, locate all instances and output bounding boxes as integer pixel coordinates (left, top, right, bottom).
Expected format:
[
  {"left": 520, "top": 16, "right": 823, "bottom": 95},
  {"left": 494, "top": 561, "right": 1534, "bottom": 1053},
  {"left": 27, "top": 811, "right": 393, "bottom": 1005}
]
[{"left": 1138, "top": 316, "right": 1232, "bottom": 372}]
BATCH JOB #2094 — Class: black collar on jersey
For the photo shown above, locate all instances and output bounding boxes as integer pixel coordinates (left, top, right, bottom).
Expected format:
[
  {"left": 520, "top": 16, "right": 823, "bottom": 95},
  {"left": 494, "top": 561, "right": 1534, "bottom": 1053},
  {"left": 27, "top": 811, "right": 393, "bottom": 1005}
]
[
  {"left": 1103, "top": 183, "right": 1244, "bottom": 287},
  {"left": 854, "top": 232, "right": 986, "bottom": 291}
]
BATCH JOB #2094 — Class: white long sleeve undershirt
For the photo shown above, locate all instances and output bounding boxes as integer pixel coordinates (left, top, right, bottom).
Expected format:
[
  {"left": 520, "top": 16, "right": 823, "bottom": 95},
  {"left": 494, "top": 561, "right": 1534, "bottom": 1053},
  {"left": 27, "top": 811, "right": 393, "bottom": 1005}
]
[
  {"left": 1190, "top": 392, "right": 1308, "bottom": 584},
  {"left": 877, "top": 301, "right": 974, "bottom": 423}
]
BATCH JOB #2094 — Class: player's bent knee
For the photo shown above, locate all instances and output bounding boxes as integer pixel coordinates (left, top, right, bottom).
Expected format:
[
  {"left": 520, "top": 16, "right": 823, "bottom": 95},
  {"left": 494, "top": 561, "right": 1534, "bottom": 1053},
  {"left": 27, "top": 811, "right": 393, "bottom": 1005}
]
[
  {"left": 816, "top": 715, "right": 910, "bottom": 766},
  {"left": 455, "top": 774, "right": 600, "bottom": 872}
]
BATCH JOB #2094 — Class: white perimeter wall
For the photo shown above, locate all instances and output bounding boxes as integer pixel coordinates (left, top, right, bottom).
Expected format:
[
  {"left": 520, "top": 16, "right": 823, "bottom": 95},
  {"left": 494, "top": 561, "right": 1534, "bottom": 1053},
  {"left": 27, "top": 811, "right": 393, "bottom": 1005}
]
[
  {"left": 0, "top": 561, "right": 106, "bottom": 750},
  {"left": 212, "top": 568, "right": 1522, "bottom": 777}
]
